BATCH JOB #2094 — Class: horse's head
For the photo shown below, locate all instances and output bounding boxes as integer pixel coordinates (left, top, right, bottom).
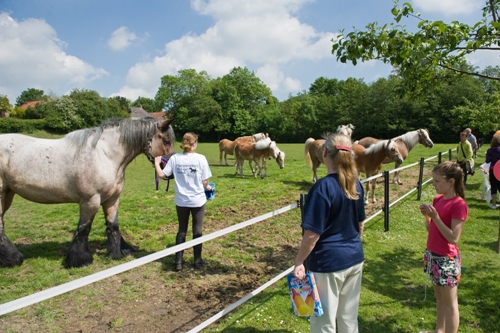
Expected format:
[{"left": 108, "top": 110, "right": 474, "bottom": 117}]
[
  {"left": 418, "top": 129, "right": 434, "bottom": 148},
  {"left": 385, "top": 139, "right": 404, "bottom": 165},
  {"left": 275, "top": 149, "right": 285, "bottom": 169},
  {"left": 336, "top": 124, "right": 355, "bottom": 138},
  {"left": 149, "top": 119, "right": 175, "bottom": 162}
]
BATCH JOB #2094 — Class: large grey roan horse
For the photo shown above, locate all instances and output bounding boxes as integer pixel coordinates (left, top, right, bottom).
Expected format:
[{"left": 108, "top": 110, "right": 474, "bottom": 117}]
[{"left": 0, "top": 117, "right": 175, "bottom": 268}]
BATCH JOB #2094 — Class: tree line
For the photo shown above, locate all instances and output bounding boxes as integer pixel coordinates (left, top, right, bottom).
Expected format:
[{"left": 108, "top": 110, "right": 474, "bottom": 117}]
[{"left": 1, "top": 64, "right": 499, "bottom": 143}]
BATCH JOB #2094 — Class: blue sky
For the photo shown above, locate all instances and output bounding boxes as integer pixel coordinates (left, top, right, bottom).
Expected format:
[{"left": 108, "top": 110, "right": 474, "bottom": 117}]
[{"left": 0, "top": 0, "right": 495, "bottom": 106}]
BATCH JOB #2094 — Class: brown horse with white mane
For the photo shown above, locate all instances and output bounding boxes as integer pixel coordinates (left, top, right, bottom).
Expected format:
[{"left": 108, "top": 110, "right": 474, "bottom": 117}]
[
  {"left": 219, "top": 133, "right": 266, "bottom": 165},
  {"left": 234, "top": 140, "right": 285, "bottom": 178},
  {"left": 304, "top": 124, "right": 355, "bottom": 182},
  {"left": 353, "top": 139, "right": 404, "bottom": 204},
  {"left": 355, "top": 129, "right": 434, "bottom": 184}
]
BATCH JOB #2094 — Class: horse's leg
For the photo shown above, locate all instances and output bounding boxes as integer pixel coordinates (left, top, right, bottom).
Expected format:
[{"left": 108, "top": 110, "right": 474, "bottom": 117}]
[
  {"left": 249, "top": 160, "right": 256, "bottom": 176},
  {"left": 371, "top": 178, "right": 377, "bottom": 203},
  {"left": 364, "top": 180, "right": 370, "bottom": 205},
  {"left": 102, "top": 197, "right": 134, "bottom": 260},
  {"left": 219, "top": 148, "right": 223, "bottom": 165},
  {"left": 224, "top": 152, "right": 229, "bottom": 166},
  {"left": 0, "top": 189, "right": 24, "bottom": 267},
  {"left": 252, "top": 160, "right": 259, "bottom": 178},
  {"left": 393, "top": 162, "right": 403, "bottom": 185},
  {"left": 312, "top": 160, "right": 321, "bottom": 183},
  {"left": 66, "top": 197, "right": 100, "bottom": 268}
]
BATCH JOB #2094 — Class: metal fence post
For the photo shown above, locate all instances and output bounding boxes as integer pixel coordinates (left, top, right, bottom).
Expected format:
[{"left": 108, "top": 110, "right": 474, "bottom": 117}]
[
  {"left": 417, "top": 157, "right": 425, "bottom": 200},
  {"left": 298, "top": 193, "right": 309, "bottom": 272},
  {"left": 449, "top": 149, "right": 453, "bottom": 161},
  {"left": 384, "top": 171, "right": 390, "bottom": 232},
  {"left": 438, "top": 152, "right": 442, "bottom": 164}
]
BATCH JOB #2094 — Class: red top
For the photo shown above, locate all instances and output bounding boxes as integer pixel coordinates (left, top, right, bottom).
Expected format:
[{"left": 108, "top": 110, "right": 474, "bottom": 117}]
[{"left": 426, "top": 194, "right": 468, "bottom": 256}]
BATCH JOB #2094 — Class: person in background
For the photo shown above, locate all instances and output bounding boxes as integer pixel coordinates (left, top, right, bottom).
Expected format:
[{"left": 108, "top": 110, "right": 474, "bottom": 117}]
[
  {"left": 464, "top": 128, "right": 478, "bottom": 159},
  {"left": 456, "top": 132, "right": 473, "bottom": 185},
  {"left": 419, "top": 161, "right": 468, "bottom": 333},
  {"left": 154, "top": 132, "right": 212, "bottom": 271},
  {"left": 485, "top": 135, "right": 500, "bottom": 209},
  {"left": 264, "top": 133, "right": 271, "bottom": 143},
  {"left": 293, "top": 132, "right": 365, "bottom": 333}
]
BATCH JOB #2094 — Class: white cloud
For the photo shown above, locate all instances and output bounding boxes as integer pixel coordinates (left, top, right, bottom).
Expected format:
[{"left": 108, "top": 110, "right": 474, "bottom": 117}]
[
  {"left": 107, "top": 26, "right": 138, "bottom": 51},
  {"left": 117, "top": 0, "right": 333, "bottom": 100},
  {"left": 412, "top": 0, "right": 483, "bottom": 16},
  {"left": 466, "top": 50, "right": 500, "bottom": 70},
  {"left": 283, "top": 77, "right": 302, "bottom": 91},
  {"left": 0, "top": 12, "right": 107, "bottom": 102},
  {"left": 255, "top": 64, "right": 302, "bottom": 93}
]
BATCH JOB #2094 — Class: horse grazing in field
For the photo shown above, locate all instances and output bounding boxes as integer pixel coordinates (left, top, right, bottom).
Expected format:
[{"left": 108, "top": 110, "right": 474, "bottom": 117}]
[
  {"left": 0, "top": 117, "right": 176, "bottom": 268},
  {"left": 355, "top": 129, "right": 434, "bottom": 184},
  {"left": 234, "top": 141, "right": 285, "bottom": 178},
  {"left": 353, "top": 139, "right": 404, "bottom": 204},
  {"left": 304, "top": 124, "right": 355, "bottom": 182},
  {"left": 218, "top": 133, "right": 266, "bottom": 165}
]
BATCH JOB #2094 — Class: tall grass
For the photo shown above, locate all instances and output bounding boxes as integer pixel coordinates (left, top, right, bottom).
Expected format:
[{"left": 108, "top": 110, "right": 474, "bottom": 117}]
[{"left": 0, "top": 137, "right": 499, "bottom": 333}]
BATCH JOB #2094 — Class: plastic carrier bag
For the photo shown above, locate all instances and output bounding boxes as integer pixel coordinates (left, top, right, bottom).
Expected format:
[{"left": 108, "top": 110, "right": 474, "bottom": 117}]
[{"left": 287, "top": 273, "right": 323, "bottom": 317}]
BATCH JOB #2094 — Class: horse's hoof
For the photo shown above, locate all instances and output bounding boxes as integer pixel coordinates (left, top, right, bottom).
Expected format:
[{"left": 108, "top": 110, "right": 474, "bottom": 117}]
[{"left": 193, "top": 259, "right": 205, "bottom": 269}]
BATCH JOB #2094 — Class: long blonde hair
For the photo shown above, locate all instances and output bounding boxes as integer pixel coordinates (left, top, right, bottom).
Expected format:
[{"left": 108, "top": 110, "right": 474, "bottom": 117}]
[
  {"left": 323, "top": 133, "right": 359, "bottom": 200},
  {"left": 180, "top": 132, "right": 198, "bottom": 153}
]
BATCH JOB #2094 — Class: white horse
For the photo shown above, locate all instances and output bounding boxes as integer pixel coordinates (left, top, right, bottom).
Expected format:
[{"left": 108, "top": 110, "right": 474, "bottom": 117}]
[{"left": 0, "top": 117, "right": 176, "bottom": 268}]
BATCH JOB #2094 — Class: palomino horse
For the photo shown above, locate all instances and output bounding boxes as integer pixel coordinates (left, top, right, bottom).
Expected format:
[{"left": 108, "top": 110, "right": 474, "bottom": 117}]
[
  {"left": 353, "top": 140, "right": 404, "bottom": 204},
  {"left": 0, "top": 117, "right": 176, "bottom": 268},
  {"left": 355, "top": 129, "right": 434, "bottom": 184},
  {"left": 218, "top": 133, "right": 266, "bottom": 165},
  {"left": 304, "top": 124, "right": 355, "bottom": 182},
  {"left": 234, "top": 140, "right": 285, "bottom": 178}
]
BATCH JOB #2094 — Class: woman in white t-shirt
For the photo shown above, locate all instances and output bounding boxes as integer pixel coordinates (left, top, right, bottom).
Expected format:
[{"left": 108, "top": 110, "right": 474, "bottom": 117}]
[{"left": 154, "top": 132, "right": 212, "bottom": 271}]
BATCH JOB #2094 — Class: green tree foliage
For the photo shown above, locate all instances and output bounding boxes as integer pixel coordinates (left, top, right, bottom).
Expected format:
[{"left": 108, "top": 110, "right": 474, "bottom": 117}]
[
  {"left": 0, "top": 95, "right": 12, "bottom": 115},
  {"left": 40, "top": 96, "right": 83, "bottom": 132},
  {"left": 131, "top": 96, "right": 158, "bottom": 112},
  {"left": 15, "top": 88, "right": 48, "bottom": 107},
  {"left": 68, "top": 89, "right": 128, "bottom": 128},
  {"left": 332, "top": 0, "right": 500, "bottom": 93},
  {"left": 111, "top": 96, "right": 131, "bottom": 114},
  {"left": 209, "top": 67, "right": 272, "bottom": 137}
]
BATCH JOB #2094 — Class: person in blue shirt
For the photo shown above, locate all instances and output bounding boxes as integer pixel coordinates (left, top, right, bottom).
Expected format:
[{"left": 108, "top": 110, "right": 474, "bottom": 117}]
[{"left": 293, "top": 132, "right": 366, "bottom": 333}]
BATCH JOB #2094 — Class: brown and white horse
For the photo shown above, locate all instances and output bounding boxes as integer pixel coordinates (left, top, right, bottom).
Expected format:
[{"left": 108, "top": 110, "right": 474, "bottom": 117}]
[
  {"left": 218, "top": 133, "right": 266, "bottom": 165},
  {"left": 304, "top": 124, "right": 355, "bottom": 182},
  {"left": 234, "top": 140, "right": 285, "bottom": 178},
  {"left": 353, "top": 140, "right": 404, "bottom": 204},
  {"left": 355, "top": 129, "right": 434, "bottom": 184}
]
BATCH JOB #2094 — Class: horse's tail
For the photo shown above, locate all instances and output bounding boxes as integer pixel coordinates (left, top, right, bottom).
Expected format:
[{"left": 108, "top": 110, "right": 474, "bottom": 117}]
[{"left": 304, "top": 138, "right": 315, "bottom": 168}]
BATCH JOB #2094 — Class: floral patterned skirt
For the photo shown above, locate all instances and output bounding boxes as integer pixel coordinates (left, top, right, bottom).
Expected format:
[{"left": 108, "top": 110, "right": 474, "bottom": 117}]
[{"left": 423, "top": 249, "right": 461, "bottom": 287}]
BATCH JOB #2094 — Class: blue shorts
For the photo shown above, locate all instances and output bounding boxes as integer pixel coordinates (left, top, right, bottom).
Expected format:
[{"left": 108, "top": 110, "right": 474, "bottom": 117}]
[{"left": 423, "top": 249, "right": 461, "bottom": 287}]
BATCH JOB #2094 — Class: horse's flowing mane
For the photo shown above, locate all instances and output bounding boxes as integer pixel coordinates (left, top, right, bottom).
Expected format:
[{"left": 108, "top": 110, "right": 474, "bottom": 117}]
[
  {"left": 365, "top": 139, "right": 389, "bottom": 154},
  {"left": 394, "top": 130, "right": 423, "bottom": 150},
  {"left": 64, "top": 117, "right": 166, "bottom": 152}
]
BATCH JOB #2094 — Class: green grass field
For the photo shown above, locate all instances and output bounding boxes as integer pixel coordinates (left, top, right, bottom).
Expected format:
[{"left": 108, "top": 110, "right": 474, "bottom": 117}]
[{"left": 0, "top": 138, "right": 499, "bottom": 332}]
